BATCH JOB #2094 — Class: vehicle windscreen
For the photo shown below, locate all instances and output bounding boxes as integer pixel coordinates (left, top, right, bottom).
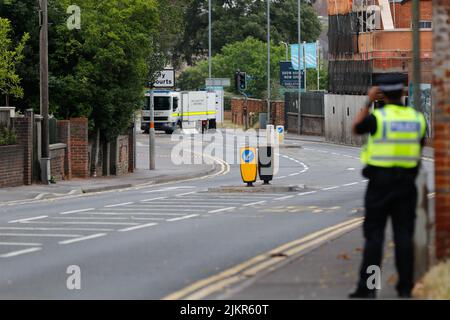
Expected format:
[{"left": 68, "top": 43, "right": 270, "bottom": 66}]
[{"left": 154, "top": 97, "right": 171, "bottom": 111}]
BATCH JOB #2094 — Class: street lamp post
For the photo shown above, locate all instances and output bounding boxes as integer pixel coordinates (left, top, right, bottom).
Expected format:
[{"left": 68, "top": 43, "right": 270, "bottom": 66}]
[
  {"left": 280, "top": 41, "right": 289, "bottom": 61},
  {"left": 297, "top": 0, "right": 302, "bottom": 135},
  {"left": 208, "top": 0, "right": 212, "bottom": 79},
  {"left": 267, "top": 0, "right": 271, "bottom": 125}
]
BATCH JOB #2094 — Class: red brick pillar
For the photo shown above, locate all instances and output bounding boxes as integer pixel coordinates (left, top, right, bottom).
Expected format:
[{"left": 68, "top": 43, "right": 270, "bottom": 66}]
[
  {"left": 57, "top": 120, "right": 72, "bottom": 180},
  {"left": 12, "top": 110, "right": 33, "bottom": 185},
  {"left": 70, "top": 118, "right": 89, "bottom": 179},
  {"left": 433, "top": 0, "right": 450, "bottom": 260}
]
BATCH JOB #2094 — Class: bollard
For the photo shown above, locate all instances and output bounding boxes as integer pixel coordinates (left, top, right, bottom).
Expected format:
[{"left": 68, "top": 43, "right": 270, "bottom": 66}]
[
  {"left": 240, "top": 147, "right": 258, "bottom": 187},
  {"left": 414, "top": 166, "right": 430, "bottom": 281},
  {"left": 258, "top": 146, "right": 274, "bottom": 185}
]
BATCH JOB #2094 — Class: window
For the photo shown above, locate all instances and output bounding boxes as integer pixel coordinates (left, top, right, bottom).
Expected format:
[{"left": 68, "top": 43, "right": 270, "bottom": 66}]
[
  {"left": 419, "top": 21, "right": 432, "bottom": 29},
  {"left": 173, "top": 97, "right": 179, "bottom": 111},
  {"left": 154, "top": 97, "right": 171, "bottom": 111}
]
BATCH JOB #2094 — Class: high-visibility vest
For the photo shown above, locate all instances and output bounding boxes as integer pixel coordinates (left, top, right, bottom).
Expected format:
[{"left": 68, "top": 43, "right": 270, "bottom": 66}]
[{"left": 361, "top": 104, "right": 426, "bottom": 168}]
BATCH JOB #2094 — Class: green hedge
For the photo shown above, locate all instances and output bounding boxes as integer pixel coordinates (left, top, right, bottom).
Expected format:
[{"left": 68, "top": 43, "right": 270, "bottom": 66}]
[{"left": 0, "top": 125, "right": 17, "bottom": 146}]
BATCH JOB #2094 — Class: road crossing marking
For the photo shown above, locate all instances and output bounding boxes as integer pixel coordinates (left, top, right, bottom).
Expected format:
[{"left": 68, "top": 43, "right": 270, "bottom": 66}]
[
  {"left": 167, "top": 214, "right": 200, "bottom": 222},
  {"left": 274, "top": 195, "right": 294, "bottom": 201},
  {"left": 0, "top": 247, "right": 42, "bottom": 258},
  {"left": 141, "top": 197, "right": 168, "bottom": 202},
  {"left": 80, "top": 212, "right": 188, "bottom": 216},
  {"left": 297, "top": 191, "right": 317, "bottom": 196},
  {"left": 243, "top": 201, "right": 267, "bottom": 207},
  {"left": 0, "top": 226, "right": 114, "bottom": 232},
  {"left": 342, "top": 182, "right": 359, "bottom": 187},
  {"left": 60, "top": 208, "right": 95, "bottom": 215},
  {"left": 0, "top": 233, "right": 82, "bottom": 238},
  {"left": 119, "top": 223, "right": 158, "bottom": 232},
  {"left": 9, "top": 216, "right": 48, "bottom": 224},
  {"left": 0, "top": 242, "right": 42, "bottom": 246},
  {"left": 59, "top": 233, "right": 107, "bottom": 245},
  {"left": 176, "top": 191, "right": 198, "bottom": 197},
  {"left": 322, "top": 186, "right": 339, "bottom": 191},
  {"left": 208, "top": 207, "right": 236, "bottom": 214},
  {"left": 104, "top": 202, "right": 134, "bottom": 208}
]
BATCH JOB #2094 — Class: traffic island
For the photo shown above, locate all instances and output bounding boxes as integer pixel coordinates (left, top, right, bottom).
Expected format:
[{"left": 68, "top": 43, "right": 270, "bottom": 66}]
[{"left": 207, "top": 184, "right": 309, "bottom": 193}]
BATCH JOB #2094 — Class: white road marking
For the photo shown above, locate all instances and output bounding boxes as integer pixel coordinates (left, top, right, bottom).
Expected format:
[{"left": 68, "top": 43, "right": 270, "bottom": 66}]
[
  {"left": 0, "top": 226, "right": 114, "bottom": 232},
  {"left": 9, "top": 216, "right": 48, "bottom": 224},
  {"left": 104, "top": 202, "right": 134, "bottom": 208},
  {"left": 243, "top": 201, "right": 267, "bottom": 207},
  {"left": 322, "top": 186, "right": 340, "bottom": 191},
  {"left": 119, "top": 223, "right": 158, "bottom": 232},
  {"left": 80, "top": 212, "right": 187, "bottom": 216},
  {"left": 0, "top": 242, "right": 42, "bottom": 246},
  {"left": 208, "top": 207, "right": 236, "bottom": 214},
  {"left": 140, "top": 197, "right": 168, "bottom": 202},
  {"left": 142, "top": 186, "right": 195, "bottom": 194},
  {"left": 59, "top": 233, "right": 107, "bottom": 245},
  {"left": 176, "top": 191, "right": 198, "bottom": 197},
  {"left": 276, "top": 176, "right": 287, "bottom": 179},
  {"left": 0, "top": 247, "right": 42, "bottom": 258},
  {"left": 274, "top": 195, "right": 294, "bottom": 201},
  {"left": 297, "top": 191, "right": 317, "bottom": 196},
  {"left": 60, "top": 208, "right": 95, "bottom": 215},
  {"left": 0, "top": 233, "right": 81, "bottom": 238},
  {"left": 342, "top": 182, "right": 359, "bottom": 187},
  {"left": 167, "top": 214, "right": 200, "bottom": 222},
  {"left": 23, "top": 220, "right": 139, "bottom": 226},
  {"left": 100, "top": 205, "right": 223, "bottom": 209},
  {"left": 289, "top": 173, "right": 300, "bottom": 176}
]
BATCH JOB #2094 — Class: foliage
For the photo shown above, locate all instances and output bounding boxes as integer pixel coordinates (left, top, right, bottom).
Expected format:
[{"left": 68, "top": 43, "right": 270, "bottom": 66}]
[
  {"left": 306, "top": 61, "right": 328, "bottom": 91},
  {"left": 174, "top": 0, "right": 322, "bottom": 66},
  {"left": 178, "top": 37, "right": 285, "bottom": 99},
  {"left": 1, "top": 0, "right": 185, "bottom": 141},
  {"left": 0, "top": 124, "right": 16, "bottom": 146},
  {"left": 0, "top": 17, "right": 29, "bottom": 106}
]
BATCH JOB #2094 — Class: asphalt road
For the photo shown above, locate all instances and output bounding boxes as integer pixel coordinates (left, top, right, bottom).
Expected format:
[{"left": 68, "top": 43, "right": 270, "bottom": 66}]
[{"left": 0, "top": 130, "right": 434, "bottom": 299}]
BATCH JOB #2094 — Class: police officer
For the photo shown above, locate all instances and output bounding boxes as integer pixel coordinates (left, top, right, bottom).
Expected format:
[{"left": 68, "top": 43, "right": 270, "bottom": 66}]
[{"left": 349, "top": 74, "right": 426, "bottom": 299}]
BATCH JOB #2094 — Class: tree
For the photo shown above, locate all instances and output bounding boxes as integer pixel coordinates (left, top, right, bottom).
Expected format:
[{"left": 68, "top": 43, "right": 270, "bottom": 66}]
[
  {"left": 178, "top": 37, "right": 285, "bottom": 99},
  {"left": 0, "top": 17, "right": 29, "bottom": 106},
  {"left": 174, "top": 0, "right": 322, "bottom": 67}
]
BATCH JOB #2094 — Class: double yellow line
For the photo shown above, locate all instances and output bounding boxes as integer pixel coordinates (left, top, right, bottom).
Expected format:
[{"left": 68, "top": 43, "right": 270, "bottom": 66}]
[{"left": 163, "top": 217, "right": 363, "bottom": 300}]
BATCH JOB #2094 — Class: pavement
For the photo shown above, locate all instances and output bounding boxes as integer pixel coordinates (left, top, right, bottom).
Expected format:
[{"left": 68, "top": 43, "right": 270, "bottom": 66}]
[{"left": 208, "top": 226, "right": 401, "bottom": 300}]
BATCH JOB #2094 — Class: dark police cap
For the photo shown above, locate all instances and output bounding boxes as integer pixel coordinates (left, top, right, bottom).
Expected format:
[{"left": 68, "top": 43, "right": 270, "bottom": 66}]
[{"left": 373, "top": 74, "right": 407, "bottom": 92}]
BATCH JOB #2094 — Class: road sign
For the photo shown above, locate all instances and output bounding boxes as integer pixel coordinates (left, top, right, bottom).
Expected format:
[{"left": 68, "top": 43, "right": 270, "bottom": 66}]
[
  {"left": 206, "top": 78, "right": 231, "bottom": 87},
  {"left": 151, "top": 69, "right": 175, "bottom": 88},
  {"left": 280, "top": 62, "right": 305, "bottom": 89},
  {"left": 276, "top": 126, "right": 285, "bottom": 145},
  {"left": 240, "top": 147, "right": 257, "bottom": 186}
]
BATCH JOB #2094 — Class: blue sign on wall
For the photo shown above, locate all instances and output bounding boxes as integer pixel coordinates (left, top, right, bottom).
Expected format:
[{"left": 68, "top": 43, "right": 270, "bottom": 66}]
[
  {"left": 280, "top": 62, "right": 305, "bottom": 89},
  {"left": 242, "top": 150, "right": 255, "bottom": 163}
]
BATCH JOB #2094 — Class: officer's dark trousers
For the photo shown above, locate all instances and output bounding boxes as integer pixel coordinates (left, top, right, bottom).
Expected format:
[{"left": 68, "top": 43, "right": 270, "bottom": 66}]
[{"left": 357, "top": 168, "right": 417, "bottom": 294}]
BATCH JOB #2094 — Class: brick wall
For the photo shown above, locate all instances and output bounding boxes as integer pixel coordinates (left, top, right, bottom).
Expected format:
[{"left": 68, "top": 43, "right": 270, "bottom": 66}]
[
  {"left": 432, "top": 0, "right": 450, "bottom": 260},
  {"left": 231, "top": 98, "right": 285, "bottom": 127},
  {"left": 0, "top": 145, "right": 24, "bottom": 188},
  {"left": 57, "top": 120, "right": 72, "bottom": 180},
  {"left": 393, "top": 0, "right": 433, "bottom": 29},
  {"left": 11, "top": 110, "right": 33, "bottom": 185},
  {"left": 50, "top": 145, "right": 66, "bottom": 181},
  {"left": 70, "top": 118, "right": 89, "bottom": 178}
]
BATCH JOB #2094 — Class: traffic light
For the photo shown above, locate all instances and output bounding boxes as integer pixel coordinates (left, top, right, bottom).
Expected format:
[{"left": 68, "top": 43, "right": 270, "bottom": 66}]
[{"left": 235, "top": 71, "right": 247, "bottom": 91}]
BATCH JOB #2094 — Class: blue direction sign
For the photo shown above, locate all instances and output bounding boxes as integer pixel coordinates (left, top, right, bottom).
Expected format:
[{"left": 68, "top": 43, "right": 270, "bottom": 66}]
[
  {"left": 280, "top": 62, "right": 305, "bottom": 89},
  {"left": 242, "top": 149, "right": 255, "bottom": 163}
]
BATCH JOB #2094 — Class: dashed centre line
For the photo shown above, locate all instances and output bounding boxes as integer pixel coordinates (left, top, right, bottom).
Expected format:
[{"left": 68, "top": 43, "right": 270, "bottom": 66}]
[
  {"left": 60, "top": 208, "right": 95, "bottom": 215},
  {"left": 104, "top": 202, "right": 134, "bottom": 208},
  {"left": 9, "top": 216, "right": 48, "bottom": 224},
  {"left": 243, "top": 201, "right": 267, "bottom": 207},
  {"left": 59, "top": 233, "right": 107, "bottom": 245},
  {"left": 0, "top": 247, "right": 42, "bottom": 258},
  {"left": 119, "top": 223, "right": 158, "bottom": 232},
  {"left": 167, "top": 214, "right": 200, "bottom": 222}
]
